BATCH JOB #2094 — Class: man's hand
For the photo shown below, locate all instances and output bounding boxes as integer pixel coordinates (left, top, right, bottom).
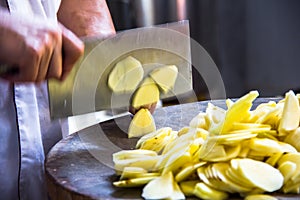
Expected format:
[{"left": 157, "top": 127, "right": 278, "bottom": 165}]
[{"left": 0, "top": 11, "right": 84, "bottom": 82}]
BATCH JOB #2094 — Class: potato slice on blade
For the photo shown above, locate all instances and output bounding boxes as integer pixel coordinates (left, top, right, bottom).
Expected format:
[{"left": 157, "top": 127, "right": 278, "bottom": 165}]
[
  {"left": 108, "top": 56, "right": 144, "bottom": 93},
  {"left": 149, "top": 65, "right": 178, "bottom": 93},
  {"left": 131, "top": 77, "right": 160, "bottom": 109}
]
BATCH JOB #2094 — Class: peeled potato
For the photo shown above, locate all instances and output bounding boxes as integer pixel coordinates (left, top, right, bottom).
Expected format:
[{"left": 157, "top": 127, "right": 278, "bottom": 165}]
[
  {"left": 128, "top": 108, "right": 156, "bottom": 138},
  {"left": 244, "top": 194, "right": 278, "bottom": 200},
  {"left": 142, "top": 172, "right": 175, "bottom": 200},
  {"left": 120, "top": 167, "right": 148, "bottom": 180},
  {"left": 193, "top": 182, "right": 229, "bottom": 200},
  {"left": 231, "top": 158, "right": 284, "bottom": 192},
  {"left": 131, "top": 77, "right": 160, "bottom": 109},
  {"left": 113, "top": 176, "right": 158, "bottom": 188},
  {"left": 220, "top": 91, "right": 259, "bottom": 134},
  {"left": 108, "top": 56, "right": 144, "bottom": 93},
  {"left": 113, "top": 90, "right": 300, "bottom": 199},
  {"left": 278, "top": 90, "right": 300, "bottom": 135},
  {"left": 149, "top": 65, "right": 178, "bottom": 93}
]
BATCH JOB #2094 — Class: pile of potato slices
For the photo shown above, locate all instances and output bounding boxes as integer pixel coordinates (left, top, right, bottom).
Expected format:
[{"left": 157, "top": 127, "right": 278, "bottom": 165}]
[{"left": 113, "top": 90, "right": 300, "bottom": 200}]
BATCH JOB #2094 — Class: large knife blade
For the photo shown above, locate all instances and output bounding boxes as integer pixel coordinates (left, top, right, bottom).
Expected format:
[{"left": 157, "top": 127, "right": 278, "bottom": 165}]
[{"left": 45, "top": 21, "right": 193, "bottom": 118}]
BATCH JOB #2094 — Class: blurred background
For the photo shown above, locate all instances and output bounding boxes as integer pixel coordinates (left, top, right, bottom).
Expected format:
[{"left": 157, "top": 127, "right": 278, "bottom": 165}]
[{"left": 106, "top": 0, "right": 300, "bottom": 101}]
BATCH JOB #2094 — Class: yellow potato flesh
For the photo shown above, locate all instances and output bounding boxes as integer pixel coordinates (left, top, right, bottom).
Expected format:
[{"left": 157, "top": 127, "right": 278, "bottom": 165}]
[
  {"left": 278, "top": 90, "right": 300, "bottom": 135},
  {"left": 113, "top": 176, "right": 158, "bottom": 187},
  {"left": 220, "top": 91, "right": 259, "bottom": 134},
  {"left": 120, "top": 167, "right": 148, "bottom": 180},
  {"left": 244, "top": 194, "right": 278, "bottom": 200},
  {"left": 128, "top": 108, "right": 156, "bottom": 138},
  {"left": 179, "top": 180, "right": 199, "bottom": 196},
  {"left": 142, "top": 172, "right": 179, "bottom": 200},
  {"left": 231, "top": 158, "right": 284, "bottom": 192},
  {"left": 108, "top": 56, "right": 144, "bottom": 93},
  {"left": 113, "top": 90, "right": 300, "bottom": 199},
  {"left": 131, "top": 77, "right": 160, "bottom": 109},
  {"left": 193, "top": 182, "right": 229, "bottom": 200},
  {"left": 149, "top": 65, "right": 178, "bottom": 93}
]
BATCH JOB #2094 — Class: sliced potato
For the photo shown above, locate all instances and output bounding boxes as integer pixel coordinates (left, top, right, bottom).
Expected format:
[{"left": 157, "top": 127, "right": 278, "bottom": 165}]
[
  {"left": 113, "top": 176, "right": 158, "bottom": 188},
  {"left": 278, "top": 161, "right": 297, "bottom": 184},
  {"left": 114, "top": 156, "right": 160, "bottom": 174},
  {"left": 231, "top": 158, "right": 283, "bottom": 192},
  {"left": 113, "top": 90, "right": 300, "bottom": 199},
  {"left": 137, "top": 128, "right": 177, "bottom": 154},
  {"left": 142, "top": 172, "right": 174, "bottom": 199},
  {"left": 179, "top": 180, "right": 199, "bottom": 196},
  {"left": 149, "top": 65, "right": 178, "bottom": 93},
  {"left": 128, "top": 108, "right": 156, "bottom": 138},
  {"left": 108, "top": 56, "right": 144, "bottom": 93},
  {"left": 120, "top": 167, "right": 148, "bottom": 180},
  {"left": 278, "top": 90, "right": 300, "bottom": 135},
  {"left": 113, "top": 149, "right": 157, "bottom": 161},
  {"left": 131, "top": 77, "right": 160, "bottom": 109},
  {"left": 175, "top": 162, "right": 207, "bottom": 182},
  {"left": 220, "top": 91, "right": 259, "bottom": 134},
  {"left": 244, "top": 194, "right": 278, "bottom": 200},
  {"left": 193, "top": 182, "right": 229, "bottom": 200},
  {"left": 189, "top": 112, "right": 209, "bottom": 130},
  {"left": 248, "top": 138, "right": 297, "bottom": 156},
  {"left": 284, "top": 127, "right": 300, "bottom": 151},
  {"left": 170, "top": 180, "right": 186, "bottom": 200}
]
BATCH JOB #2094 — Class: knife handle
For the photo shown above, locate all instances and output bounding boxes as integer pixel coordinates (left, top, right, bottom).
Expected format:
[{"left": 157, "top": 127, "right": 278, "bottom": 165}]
[{"left": 0, "top": 64, "right": 19, "bottom": 76}]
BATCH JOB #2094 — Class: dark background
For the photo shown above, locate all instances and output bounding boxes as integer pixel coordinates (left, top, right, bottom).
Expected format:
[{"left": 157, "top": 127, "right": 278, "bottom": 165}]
[{"left": 107, "top": 0, "right": 300, "bottom": 100}]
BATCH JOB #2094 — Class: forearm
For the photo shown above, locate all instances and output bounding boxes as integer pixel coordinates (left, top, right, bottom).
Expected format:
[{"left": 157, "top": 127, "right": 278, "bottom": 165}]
[{"left": 57, "top": 0, "right": 116, "bottom": 37}]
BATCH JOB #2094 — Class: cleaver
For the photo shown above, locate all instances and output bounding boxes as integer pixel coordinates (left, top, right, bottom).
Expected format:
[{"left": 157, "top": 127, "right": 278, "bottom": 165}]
[
  {"left": 49, "top": 20, "right": 193, "bottom": 119},
  {"left": 1, "top": 21, "right": 193, "bottom": 119}
]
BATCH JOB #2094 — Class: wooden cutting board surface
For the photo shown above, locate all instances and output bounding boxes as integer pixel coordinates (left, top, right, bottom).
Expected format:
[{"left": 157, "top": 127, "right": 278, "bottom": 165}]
[{"left": 45, "top": 98, "right": 299, "bottom": 200}]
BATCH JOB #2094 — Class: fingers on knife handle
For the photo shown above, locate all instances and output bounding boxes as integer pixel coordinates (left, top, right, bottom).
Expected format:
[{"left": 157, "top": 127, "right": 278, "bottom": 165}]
[{"left": 0, "top": 64, "right": 19, "bottom": 76}]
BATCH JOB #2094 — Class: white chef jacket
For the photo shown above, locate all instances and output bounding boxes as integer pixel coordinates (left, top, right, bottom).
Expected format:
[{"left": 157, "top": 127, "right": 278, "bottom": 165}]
[{"left": 0, "top": 0, "right": 62, "bottom": 199}]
